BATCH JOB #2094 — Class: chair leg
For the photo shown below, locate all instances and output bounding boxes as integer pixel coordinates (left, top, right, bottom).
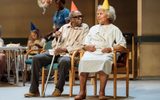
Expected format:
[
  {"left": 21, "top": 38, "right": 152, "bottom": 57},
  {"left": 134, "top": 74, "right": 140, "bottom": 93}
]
[
  {"left": 126, "top": 68, "right": 129, "bottom": 97},
  {"left": 54, "top": 70, "right": 58, "bottom": 84},
  {"left": 126, "top": 77, "right": 129, "bottom": 97},
  {"left": 93, "top": 76, "right": 97, "bottom": 96},
  {"left": 41, "top": 67, "right": 45, "bottom": 96},
  {"left": 22, "top": 64, "right": 27, "bottom": 86},
  {"left": 73, "top": 70, "right": 75, "bottom": 85},
  {"left": 113, "top": 73, "right": 117, "bottom": 99},
  {"left": 126, "top": 60, "right": 129, "bottom": 97},
  {"left": 69, "top": 70, "right": 73, "bottom": 96}
]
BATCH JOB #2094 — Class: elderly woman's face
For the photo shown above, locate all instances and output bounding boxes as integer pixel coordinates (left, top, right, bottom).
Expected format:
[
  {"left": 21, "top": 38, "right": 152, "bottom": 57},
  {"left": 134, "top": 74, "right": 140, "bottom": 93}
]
[{"left": 96, "top": 9, "right": 108, "bottom": 25}]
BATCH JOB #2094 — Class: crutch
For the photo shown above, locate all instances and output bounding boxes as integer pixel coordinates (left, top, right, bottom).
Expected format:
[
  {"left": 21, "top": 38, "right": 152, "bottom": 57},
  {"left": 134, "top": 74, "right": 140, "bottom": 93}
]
[{"left": 42, "top": 36, "right": 60, "bottom": 96}]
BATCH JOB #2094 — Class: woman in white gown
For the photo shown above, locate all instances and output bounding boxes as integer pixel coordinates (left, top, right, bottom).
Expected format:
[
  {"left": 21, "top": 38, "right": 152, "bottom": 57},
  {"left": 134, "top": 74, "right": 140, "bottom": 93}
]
[{"left": 75, "top": 5, "right": 126, "bottom": 100}]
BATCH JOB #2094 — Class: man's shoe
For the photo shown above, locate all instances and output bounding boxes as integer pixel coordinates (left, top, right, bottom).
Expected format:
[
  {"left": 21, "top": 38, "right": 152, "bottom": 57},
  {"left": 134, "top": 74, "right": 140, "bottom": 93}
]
[
  {"left": 24, "top": 92, "right": 40, "bottom": 97},
  {"left": 0, "top": 76, "right": 8, "bottom": 82},
  {"left": 52, "top": 88, "right": 61, "bottom": 97}
]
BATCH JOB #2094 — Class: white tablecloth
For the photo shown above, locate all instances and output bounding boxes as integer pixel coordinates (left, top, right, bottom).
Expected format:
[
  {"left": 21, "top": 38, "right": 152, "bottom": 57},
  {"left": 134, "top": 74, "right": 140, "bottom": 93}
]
[{"left": 0, "top": 46, "right": 27, "bottom": 84}]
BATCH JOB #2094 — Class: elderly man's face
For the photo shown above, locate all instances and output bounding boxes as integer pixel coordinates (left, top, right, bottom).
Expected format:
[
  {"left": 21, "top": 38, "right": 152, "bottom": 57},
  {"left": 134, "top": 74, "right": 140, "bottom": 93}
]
[
  {"left": 96, "top": 9, "right": 108, "bottom": 25},
  {"left": 70, "top": 11, "right": 83, "bottom": 27}
]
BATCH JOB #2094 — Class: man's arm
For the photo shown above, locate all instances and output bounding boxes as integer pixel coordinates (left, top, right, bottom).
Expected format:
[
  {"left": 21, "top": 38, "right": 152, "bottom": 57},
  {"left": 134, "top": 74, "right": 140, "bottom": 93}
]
[{"left": 66, "top": 24, "right": 89, "bottom": 53}]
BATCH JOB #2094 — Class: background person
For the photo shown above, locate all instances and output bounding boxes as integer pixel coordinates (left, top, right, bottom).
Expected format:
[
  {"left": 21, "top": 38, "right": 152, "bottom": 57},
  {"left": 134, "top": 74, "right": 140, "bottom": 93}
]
[
  {"left": 44, "top": 0, "right": 70, "bottom": 42},
  {"left": 0, "top": 26, "right": 8, "bottom": 82},
  {"left": 27, "top": 22, "right": 46, "bottom": 52}
]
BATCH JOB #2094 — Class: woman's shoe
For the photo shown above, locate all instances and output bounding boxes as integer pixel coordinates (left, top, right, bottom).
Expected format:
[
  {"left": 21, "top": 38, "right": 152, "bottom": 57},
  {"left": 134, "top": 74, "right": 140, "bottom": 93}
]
[
  {"left": 99, "top": 96, "right": 107, "bottom": 100},
  {"left": 74, "top": 94, "right": 86, "bottom": 100}
]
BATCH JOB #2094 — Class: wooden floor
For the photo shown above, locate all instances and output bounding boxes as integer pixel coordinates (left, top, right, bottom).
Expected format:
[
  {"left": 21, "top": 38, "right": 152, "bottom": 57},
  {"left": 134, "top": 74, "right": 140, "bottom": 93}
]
[{"left": 0, "top": 79, "right": 160, "bottom": 100}]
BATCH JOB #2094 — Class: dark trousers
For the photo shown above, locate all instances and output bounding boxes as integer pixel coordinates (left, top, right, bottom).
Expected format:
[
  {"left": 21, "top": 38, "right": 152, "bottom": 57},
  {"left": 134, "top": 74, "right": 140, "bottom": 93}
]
[{"left": 29, "top": 52, "right": 70, "bottom": 93}]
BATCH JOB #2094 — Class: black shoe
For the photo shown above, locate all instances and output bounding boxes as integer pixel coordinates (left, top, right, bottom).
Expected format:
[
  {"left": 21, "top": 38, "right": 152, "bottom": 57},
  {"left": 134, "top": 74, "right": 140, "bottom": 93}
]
[
  {"left": 65, "top": 76, "right": 69, "bottom": 81},
  {"left": 0, "top": 76, "right": 8, "bottom": 82}
]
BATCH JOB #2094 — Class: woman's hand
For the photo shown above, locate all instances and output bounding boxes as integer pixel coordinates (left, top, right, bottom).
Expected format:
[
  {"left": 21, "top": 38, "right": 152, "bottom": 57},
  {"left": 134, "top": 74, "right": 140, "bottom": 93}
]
[
  {"left": 101, "top": 47, "right": 112, "bottom": 53},
  {"left": 84, "top": 45, "right": 96, "bottom": 52}
]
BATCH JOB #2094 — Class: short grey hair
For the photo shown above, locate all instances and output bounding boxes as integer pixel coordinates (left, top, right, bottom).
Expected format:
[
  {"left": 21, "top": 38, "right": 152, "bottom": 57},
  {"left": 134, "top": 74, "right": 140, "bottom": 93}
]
[
  {"left": 69, "top": 10, "right": 82, "bottom": 19},
  {"left": 97, "top": 5, "right": 116, "bottom": 23}
]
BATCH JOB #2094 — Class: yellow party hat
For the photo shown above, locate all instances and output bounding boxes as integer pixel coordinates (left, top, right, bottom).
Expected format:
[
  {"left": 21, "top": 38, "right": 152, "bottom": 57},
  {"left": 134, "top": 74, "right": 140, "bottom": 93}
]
[{"left": 102, "top": 0, "right": 109, "bottom": 10}]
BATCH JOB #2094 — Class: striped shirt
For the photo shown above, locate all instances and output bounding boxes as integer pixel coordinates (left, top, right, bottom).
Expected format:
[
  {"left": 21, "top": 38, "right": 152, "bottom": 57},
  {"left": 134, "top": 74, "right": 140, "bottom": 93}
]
[{"left": 51, "top": 22, "right": 89, "bottom": 54}]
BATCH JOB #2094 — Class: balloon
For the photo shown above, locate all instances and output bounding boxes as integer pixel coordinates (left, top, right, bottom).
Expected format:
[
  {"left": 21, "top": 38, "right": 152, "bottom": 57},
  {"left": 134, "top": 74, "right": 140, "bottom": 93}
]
[{"left": 37, "top": 0, "right": 52, "bottom": 14}]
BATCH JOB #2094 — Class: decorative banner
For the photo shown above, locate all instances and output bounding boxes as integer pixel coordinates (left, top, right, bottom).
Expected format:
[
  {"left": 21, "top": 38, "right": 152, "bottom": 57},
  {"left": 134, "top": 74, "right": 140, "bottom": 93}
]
[
  {"left": 37, "top": 0, "right": 52, "bottom": 14},
  {"left": 102, "top": 0, "right": 109, "bottom": 10},
  {"left": 71, "top": 1, "right": 78, "bottom": 11}
]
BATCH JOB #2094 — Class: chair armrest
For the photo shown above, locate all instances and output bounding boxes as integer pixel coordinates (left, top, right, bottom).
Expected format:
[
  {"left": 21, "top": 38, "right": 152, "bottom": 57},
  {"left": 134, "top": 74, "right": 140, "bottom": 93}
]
[
  {"left": 40, "top": 50, "right": 47, "bottom": 53},
  {"left": 113, "top": 48, "right": 129, "bottom": 69},
  {"left": 113, "top": 48, "right": 129, "bottom": 54},
  {"left": 25, "top": 49, "right": 43, "bottom": 59},
  {"left": 70, "top": 50, "right": 84, "bottom": 71}
]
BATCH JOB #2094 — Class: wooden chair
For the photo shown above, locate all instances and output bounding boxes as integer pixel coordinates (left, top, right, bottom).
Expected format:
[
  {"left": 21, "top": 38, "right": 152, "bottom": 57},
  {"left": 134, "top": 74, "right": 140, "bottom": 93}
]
[
  {"left": 79, "top": 48, "right": 129, "bottom": 99},
  {"left": 69, "top": 50, "right": 97, "bottom": 96},
  {"left": 23, "top": 49, "right": 42, "bottom": 86},
  {"left": 41, "top": 50, "right": 82, "bottom": 96},
  {"left": 41, "top": 63, "right": 58, "bottom": 96},
  {"left": 112, "top": 48, "right": 129, "bottom": 98},
  {"left": 41, "top": 50, "right": 97, "bottom": 97},
  {"left": 23, "top": 40, "right": 53, "bottom": 86}
]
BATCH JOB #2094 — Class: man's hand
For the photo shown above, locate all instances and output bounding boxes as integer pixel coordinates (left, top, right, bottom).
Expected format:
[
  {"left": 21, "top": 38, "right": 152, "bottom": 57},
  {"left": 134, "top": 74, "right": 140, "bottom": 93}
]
[
  {"left": 55, "top": 31, "right": 61, "bottom": 37},
  {"left": 84, "top": 45, "right": 96, "bottom": 52},
  {"left": 101, "top": 48, "right": 112, "bottom": 53},
  {"left": 54, "top": 47, "right": 67, "bottom": 55}
]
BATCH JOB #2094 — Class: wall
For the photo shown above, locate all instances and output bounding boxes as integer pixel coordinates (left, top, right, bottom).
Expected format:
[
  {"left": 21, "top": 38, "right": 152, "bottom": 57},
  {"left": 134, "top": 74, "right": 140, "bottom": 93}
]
[
  {"left": 139, "top": 0, "right": 160, "bottom": 77},
  {"left": 0, "top": 0, "right": 54, "bottom": 38},
  {"left": 0, "top": 0, "right": 136, "bottom": 38},
  {"left": 0, "top": 0, "right": 95, "bottom": 38}
]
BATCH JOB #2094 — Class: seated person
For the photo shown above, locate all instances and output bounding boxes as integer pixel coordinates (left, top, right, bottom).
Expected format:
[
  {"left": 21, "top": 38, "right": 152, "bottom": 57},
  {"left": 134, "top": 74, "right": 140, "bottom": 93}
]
[
  {"left": 75, "top": 5, "right": 126, "bottom": 100},
  {"left": 18, "top": 23, "right": 46, "bottom": 73},
  {"left": 27, "top": 22, "right": 46, "bottom": 54},
  {"left": 0, "top": 29, "right": 8, "bottom": 82},
  {"left": 24, "top": 10, "right": 89, "bottom": 97}
]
